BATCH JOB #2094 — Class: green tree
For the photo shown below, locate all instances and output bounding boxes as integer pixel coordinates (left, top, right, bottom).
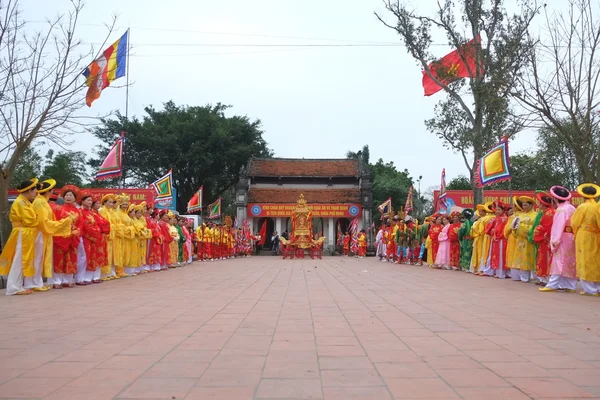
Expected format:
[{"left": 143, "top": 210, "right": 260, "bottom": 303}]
[
  {"left": 88, "top": 101, "right": 272, "bottom": 212},
  {"left": 371, "top": 159, "right": 414, "bottom": 220},
  {"left": 375, "top": 0, "right": 539, "bottom": 204},
  {"left": 9, "top": 147, "right": 43, "bottom": 187},
  {"left": 447, "top": 175, "right": 472, "bottom": 190},
  {"left": 346, "top": 144, "right": 371, "bottom": 167},
  {"left": 490, "top": 153, "right": 571, "bottom": 191},
  {"left": 42, "top": 150, "right": 88, "bottom": 187}
]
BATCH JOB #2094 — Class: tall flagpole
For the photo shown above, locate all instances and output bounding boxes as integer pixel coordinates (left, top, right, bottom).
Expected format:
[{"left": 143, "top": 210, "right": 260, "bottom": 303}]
[{"left": 122, "top": 27, "right": 131, "bottom": 190}]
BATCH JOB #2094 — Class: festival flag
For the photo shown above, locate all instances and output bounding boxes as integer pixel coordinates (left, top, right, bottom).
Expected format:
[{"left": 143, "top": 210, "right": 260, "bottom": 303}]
[
  {"left": 349, "top": 217, "right": 360, "bottom": 254},
  {"left": 422, "top": 35, "right": 481, "bottom": 96},
  {"left": 187, "top": 186, "right": 203, "bottom": 213},
  {"left": 405, "top": 186, "right": 414, "bottom": 215},
  {"left": 208, "top": 198, "right": 221, "bottom": 219},
  {"left": 439, "top": 169, "right": 448, "bottom": 209},
  {"left": 336, "top": 220, "right": 342, "bottom": 246},
  {"left": 257, "top": 220, "right": 267, "bottom": 246},
  {"left": 475, "top": 137, "right": 512, "bottom": 188},
  {"left": 83, "top": 30, "right": 129, "bottom": 107},
  {"left": 96, "top": 133, "right": 124, "bottom": 180},
  {"left": 152, "top": 170, "right": 173, "bottom": 199},
  {"left": 378, "top": 198, "right": 392, "bottom": 219}
]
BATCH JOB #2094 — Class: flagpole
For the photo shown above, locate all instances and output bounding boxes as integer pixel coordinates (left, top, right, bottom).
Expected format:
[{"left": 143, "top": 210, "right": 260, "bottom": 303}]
[{"left": 121, "top": 27, "right": 131, "bottom": 190}]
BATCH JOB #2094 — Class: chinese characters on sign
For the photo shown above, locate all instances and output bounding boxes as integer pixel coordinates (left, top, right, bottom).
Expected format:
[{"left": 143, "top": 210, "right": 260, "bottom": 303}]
[{"left": 248, "top": 204, "right": 361, "bottom": 218}]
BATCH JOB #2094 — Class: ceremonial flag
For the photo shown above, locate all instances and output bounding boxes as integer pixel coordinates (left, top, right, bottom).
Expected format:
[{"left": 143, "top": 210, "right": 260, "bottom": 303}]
[
  {"left": 438, "top": 168, "right": 448, "bottom": 210},
  {"left": 187, "top": 186, "right": 203, "bottom": 213},
  {"left": 378, "top": 198, "right": 392, "bottom": 219},
  {"left": 336, "top": 220, "right": 342, "bottom": 245},
  {"left": 349, "top": 217, "right": 360, "bottom": 254},
  {"left": 95, "top": 133, "right": 124, "bottom": 180},
  {"left": 258, "top": 220, "right": 267, "bottom": 246},
  {"left": 83, "top": 30, "right": 129, "bottom": 107},
  {"left": 405, "top": 186, "right": 414, "bottom": 215},
  {"left": 152, "top": 170, "right": 173, "bottom": 199},
  {"left": 208, "top": 198, "right": 221, "bottom": 219},
  {"left": 422, "top": 35, "right": 481, "bottom": 96},
  {"left": 475, "top": 137, "right": 512, "bottom": 188}
]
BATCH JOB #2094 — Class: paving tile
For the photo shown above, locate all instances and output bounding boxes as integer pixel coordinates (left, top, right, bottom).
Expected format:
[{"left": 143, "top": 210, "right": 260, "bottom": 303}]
[
  {"left": 375, "top": 362, "right": 438, "bottom": 378},
  {"left": 483, "top": 362, "right": 558, "bottom": 378},
  {"left": 322, "top": 386, "right": 393, "bottom": 400},
  {"left": 436, "top": 368, "right": 510, "bottom": 387},
  {"left": 256, "top": 378, "right": 323, "bottom": 399},
  {"left": 143, "top": 362, "right": 210, "bottom": 378},
  {"left": 385, "top": 377, "right": 461, "bottom": 399},
  {"left": 321, "top": 368, "right": 383, "bottom": 386},
  {"left": 117, "top": 377, "right": 196, "bottom": 399},
  {"left": 22, "top": 361, "right": 97, "bottom": 378},
  {"left": 196, "top": 368, "right": 262, "bottom": 387},
  {"left": 454, "top": 386, "right": 533, "bottom": 400},
  {"left": 209, "top": 354, "right": 266, "bottom": 369},
  {"left": 0, "top": 377, "right": 72, "bottom": 398},
  {"left": 508, "top": 377, "right": 597, "bottom": 398},
  {"left": 44, "top": 384, "right": 126, "bottom": 400},
  {"left": 319, "top": 356, "right": 374, "bottom": 370},
  {"left": 262, "top": 361, "right": 320, "bottom": 378},
  {"left": 185, "top": 386, "right": 256, "bottom": 399}
]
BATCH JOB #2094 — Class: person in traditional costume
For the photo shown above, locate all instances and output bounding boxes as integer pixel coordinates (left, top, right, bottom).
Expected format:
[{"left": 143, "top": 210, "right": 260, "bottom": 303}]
[
  {"left": 504, "top": 197, "right": 523, "bottom": 275},
  {"left": 418, "top": 217, "right": 431, "bottom": 266},
  {"left": 30, "top": 179, "right": 73, "bottom": 291},
  {"left": 540, "top": 186, "right": 577, "bottom": 292},
  {"left": 447, "top": 212, "right": 462, "bottom": 270},
  {"left": 0, "top": 179, "right": 41, "bottom": 295},
  {"left": 121, "top": 203, "right": 138, "bottom": 276},
  {"left": 185, "top": 219, "right": 194, "bottom": 262},
  {"left": 434, "top": 216, "right": 451, "bottom": 269},
  {"left": 410, "top": 219, "right": 421, "bottom": 265},
  {"left": 483, "top": 200, "right": 509, "bottom": 278},
  {"left": 511, "top": 196, "right": 538, "bottom": 282},
  {"left": 458, "top": 209, "right": 474, "bottom": 271},
  {"left": 375, "top": 225, "right": 386, "bottom": 261},
  {"left": 134, "top": 205, "right": 152, "bottom": 273},
  {"left": 78, "top": 191, "right": 103, "bottom": 285},
  {"left": 91, "top": 195, "right": 110, "bottom": 280},
  {"left": 146, "top": 209, "right": 163, "bottom": 271},
  {"left": 99, "top": 194, "right": 117, "bottom": 280},
  {"left": 530, "top": 191, "right": 555, "bottom": 286},
  {"left": 395, "top": 219, "right": 406, "bottom": 264},
  {"left": 343, "top": 231, "right": 351, "bottom": 256},
  {"left": 474, "top": 202, "right": 494, "bottom": 276},
  {"left": 571, "top": 184, "right": 600, "bottom": 295},
  {"left": 357, "top": 229, "right": 367, "bottom": 258},
  {"left": 158, "top": 210, "right": 173, "bottom": 269},
  {"left": 53, "top": 185, "right": 83, "bottom": 288},
  {"left": 175, "top": 217, "right": 185, "bottom": 264},
  {"left": 167, "top": 213, "right": 180, "bottom": 267},
  {"left": 428, "top": 216, "right": 443, "bottom": 268},
  {"left": 196, "top": 223, "right": 205, "bottom": 261},
  {"left": 470, "top": 205, "right": 486, "bottom": 273},
  {"left": 387, "top": 217, "right": 398, "bottom": 262},
  {"left": 112, "top": 195, "right": 131, "bottom": 278}
]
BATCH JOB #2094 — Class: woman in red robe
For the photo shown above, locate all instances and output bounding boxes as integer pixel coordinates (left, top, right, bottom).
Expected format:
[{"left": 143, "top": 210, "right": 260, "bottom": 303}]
[
  {"left": 79, "top": 191, "right": 102, "bottom": 285},
  {"left": 92, "top": 195, "right": 110, "bottom": 282},
  {"left": 486, "top": 200, "right": 509, "bottom": 278},
  {"left": 342, "top": 232, "right": 351, "bottom": 256},
  {"left": 158, "top": 210, "right": 173, "bottom": 270},
  {"left": 448, "top": 212, "right": 462, "bottom": 270},
  {"left": 52, "top": 185, "right": 82, "bottom": 289},
  {"left": 147, "top": 209, "right": 163, "bottom": 271},
  {"left": 428, "top": 216, "right": 443, "bottom": 266},
  {"left": 532, "top": 191, "right": 555, "bottom": 286}
]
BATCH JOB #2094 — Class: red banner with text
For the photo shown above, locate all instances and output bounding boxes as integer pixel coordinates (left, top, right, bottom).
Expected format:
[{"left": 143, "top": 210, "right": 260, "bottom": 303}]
[
  {"left": 248, "top": 203, "right": 362, "bottom": 218},
  {"left": 9, "top": 188, "right": 155, "bottom": 204}
]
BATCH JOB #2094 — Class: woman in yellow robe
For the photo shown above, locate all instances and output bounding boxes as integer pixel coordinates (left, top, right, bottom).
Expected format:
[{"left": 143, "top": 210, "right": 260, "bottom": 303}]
[
  {"left": 474, "top": 202, "right": 494, "bottom": 275},
  {"left": 512, "top": 196, "right": 538, "bottom": 282},
  {"left": 31, "top": 179, "right": 73, "bottom": 291},
  {"left": 470, "top": 204, "right": 486, "bottom": 273},
  {"left": 168, "top": 213, "right": 180, "bottom": 266},
  {"left": 115, "top": 195, "right": 135, "bottom": 277},
  {"left": 134, "top": 205, "right": 152, "bottom": 272},
  {"left": 0, "top": 179, "right": 40, "bottom": 295},
  {"left": 504, "top": 197, "right": 523, "bottom": 272},
  {"left": 99, "top": 194, "right": 117, "bottom": 280},
  {"left": 572, "top": 184, "right": 600, "bottom": 295},
  {"left": 123, "top": 204, "right": 139, "bottom": 275}
]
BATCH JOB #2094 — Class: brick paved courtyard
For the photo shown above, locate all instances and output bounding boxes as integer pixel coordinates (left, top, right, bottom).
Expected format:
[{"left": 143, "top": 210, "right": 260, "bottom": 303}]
[{"left": 1, "top": 257, "right": 600, "bottom": 399}]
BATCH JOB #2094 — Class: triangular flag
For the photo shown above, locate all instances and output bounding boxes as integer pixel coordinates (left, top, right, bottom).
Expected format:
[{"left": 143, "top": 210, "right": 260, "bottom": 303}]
[
  {"left": 152, "top": 170, "right": 173, "bottom": 198},
  {"left": 96, "top": 133, "right": 124, "bottom": 180}
]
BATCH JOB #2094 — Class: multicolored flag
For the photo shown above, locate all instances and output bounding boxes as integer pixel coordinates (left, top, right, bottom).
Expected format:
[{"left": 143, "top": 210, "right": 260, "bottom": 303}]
[
  {"left": 152, "top": 170, "right": 173, "bottom": 199},
  {"left": 208, "top": 198, "right": 221, "bottom": 219},
  {"left": 187, "top": 186, "right": 203, "bottom": 213},
  {"left": 476, "top": 137, "right": 512, "bottom": 188},
  {"left": 422, "top": 35, "right": 481, "bottom": 96},
  {"left": 404, "top": 186, "right": 414, "bottom": 215},
  {"left": 349, "top": 217, "right": 360, "bottom": 254},
  {"left": 95, "top": 133, "right": 124, "bottom": 180},
  {"left": 378, "top": 198, "right": 392, "bottom": 219},
  {"left": 83, "top": 30, "right": 129, "bottom": 107}
]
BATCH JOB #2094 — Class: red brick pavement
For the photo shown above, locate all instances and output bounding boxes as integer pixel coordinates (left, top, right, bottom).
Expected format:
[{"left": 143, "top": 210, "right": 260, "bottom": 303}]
[{"left": 1, "top": 257, "right": 599, "bottom": 399}]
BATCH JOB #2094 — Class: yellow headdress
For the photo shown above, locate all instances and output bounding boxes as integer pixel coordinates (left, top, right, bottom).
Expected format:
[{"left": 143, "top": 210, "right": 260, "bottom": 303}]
[
  {"left": 120, "top": 193, "right": 131, "bottom": 204},
  {"left": 101, "top": 193, "right": 115, "bottom": 204}
]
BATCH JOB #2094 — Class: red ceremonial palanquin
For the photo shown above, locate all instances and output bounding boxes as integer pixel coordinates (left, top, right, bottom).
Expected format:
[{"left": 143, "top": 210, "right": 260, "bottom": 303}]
[
  {"left": 429, "top": 223, "right": 442, "bottom": 261},
  {"left": 147, "top": 216, "right": 163, "bottom": 266},
  {"left": 81, "top": 208, "right": 103, "bottom": 271},
  {"left": 53, "top": 203, "right": 83, "bottom": 275},
  {"left": 533, "top": 208, "right": 556, "bottom": 279},
  {"left": 93, "top": 209, "right": 110, "bottom": 269},
  {"left": 448, "top": 222, "right": 462, "bottom": 267},
  {"left": 487, "top": 214, "right": 508, "bottom": 270}
]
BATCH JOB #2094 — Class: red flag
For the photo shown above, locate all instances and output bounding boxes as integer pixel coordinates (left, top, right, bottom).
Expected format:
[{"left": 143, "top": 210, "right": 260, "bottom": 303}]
[
  {"left": 422, "top": 36, "right": 480, "bottom": 96},
  {"left": 257, "top": 220, "right": 267, "bottom": 246}
]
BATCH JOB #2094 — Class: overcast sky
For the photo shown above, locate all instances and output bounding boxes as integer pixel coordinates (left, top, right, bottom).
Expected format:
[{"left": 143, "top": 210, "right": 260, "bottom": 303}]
[{"left": 25, "top": 0, "right": 565, "bottom": 191}]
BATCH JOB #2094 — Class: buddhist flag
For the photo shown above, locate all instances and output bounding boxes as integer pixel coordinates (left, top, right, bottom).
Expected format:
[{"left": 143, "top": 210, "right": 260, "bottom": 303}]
[
  {"left": 83, "top": 30, "right": 129, "bottom": 107},
  {"left": 476, "top": 137, "right": 512, "bottom": 188},
  {"left": 152, "top": 170, "right": 173, "bottom": 199},
  {"left": 96, "top": 133, "right": 124, "bottom": 180},
  {"left": 208, "top": 198, "right": 221, "bottom": 219},
  {"left": 187, "top": 186, "right": 203, "bottom": 213},
  {"left": 422, "top": 36, "right": 480, "bottom": 96},
  {"left": 378, "top": 198, "right": 392, "bottom": 219}
]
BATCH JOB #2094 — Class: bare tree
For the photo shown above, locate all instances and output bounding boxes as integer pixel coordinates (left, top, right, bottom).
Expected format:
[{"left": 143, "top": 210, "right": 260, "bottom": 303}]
[
  {"left": 375, "top": 0, "right": 539, "bottom": 204},
  {"left": 515, "top": 0, "right": 600, "bottom": 184},
  {"left": 0, "top": 0, "right": 115, "bottom": 244}
]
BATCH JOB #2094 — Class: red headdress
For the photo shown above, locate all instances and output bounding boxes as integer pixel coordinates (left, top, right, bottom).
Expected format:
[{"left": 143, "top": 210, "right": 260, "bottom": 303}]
[
  {"left": 92, "top": 194, "right": 102, "bottom": 204},
  {"left": 536, "top": 191, "right": 553, "bottom": 207},
  {"left": 78, "top": 190, "right": 92, "bottom": 204},
  {"left": 492, "top": 200, "right": 507, "bottom": 211},
  {"left": 450, "top": 211, "right": 461, "bottom": 218},
  {"left": 61, "top": 184, "right": 80, "bottom": 200}
]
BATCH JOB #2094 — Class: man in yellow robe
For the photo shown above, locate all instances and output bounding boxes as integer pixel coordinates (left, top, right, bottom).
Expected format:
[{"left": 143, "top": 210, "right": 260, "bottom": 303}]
[
  {"left": 0, "top": 178, "right": 40, "bottom": 295},
  {"left": 475, "top": 202, "right": 495, "bottom": 276},
  {"left": 511, "top": 196, "right": 538, "bottom": 282},
  {"left": 31, "top": 179, "right": 73, "bottom": 291},
  {"left": 99, "top": 194, "right": 117, "bottom": 280},
  {"left": 470, "top": 204, "right": 486, "bottom": 274},
  {"left": 572, "top": 184, "right": 600, "bottom": 296},
  {"left": 504, "top": 197, "right": 523, "bottom": 275}
]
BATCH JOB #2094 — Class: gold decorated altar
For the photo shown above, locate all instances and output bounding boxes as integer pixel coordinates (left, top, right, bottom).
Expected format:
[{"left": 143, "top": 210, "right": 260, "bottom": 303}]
[{"left": 280, "top": 194, "right": 326, "bottom": 259}]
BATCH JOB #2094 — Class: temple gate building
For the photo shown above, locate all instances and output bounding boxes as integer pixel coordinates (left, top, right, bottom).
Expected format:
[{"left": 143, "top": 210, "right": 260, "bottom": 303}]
[{"left": 235, "top": 158, "right": 373, "bottom": 253}]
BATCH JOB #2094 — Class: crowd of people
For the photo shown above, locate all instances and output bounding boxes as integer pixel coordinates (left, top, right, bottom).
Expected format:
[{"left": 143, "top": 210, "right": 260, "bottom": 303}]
[
  {"left": 0, "top": 178, "right": 257, "bottom": 296},
  {"left": 370, "top": 183, "right": 600, "bottom": 296}
]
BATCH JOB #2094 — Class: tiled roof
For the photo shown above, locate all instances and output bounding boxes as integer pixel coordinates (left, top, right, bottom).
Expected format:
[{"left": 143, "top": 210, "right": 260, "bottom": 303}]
[
  {"left": 248, "top": 188, "right": 361, "bottom": 204},
  {"left": 248, "top": 158, "right": 360, "bottom": 178}
]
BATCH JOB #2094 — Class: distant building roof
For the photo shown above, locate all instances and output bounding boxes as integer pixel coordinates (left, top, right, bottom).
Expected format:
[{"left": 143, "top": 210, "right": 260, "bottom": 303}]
[
  {"left": 248, "top": 158, "right": 360, "bottom": 178},
  {"left": 248, "top": 188, "right": 361, "bottom": 204}
]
